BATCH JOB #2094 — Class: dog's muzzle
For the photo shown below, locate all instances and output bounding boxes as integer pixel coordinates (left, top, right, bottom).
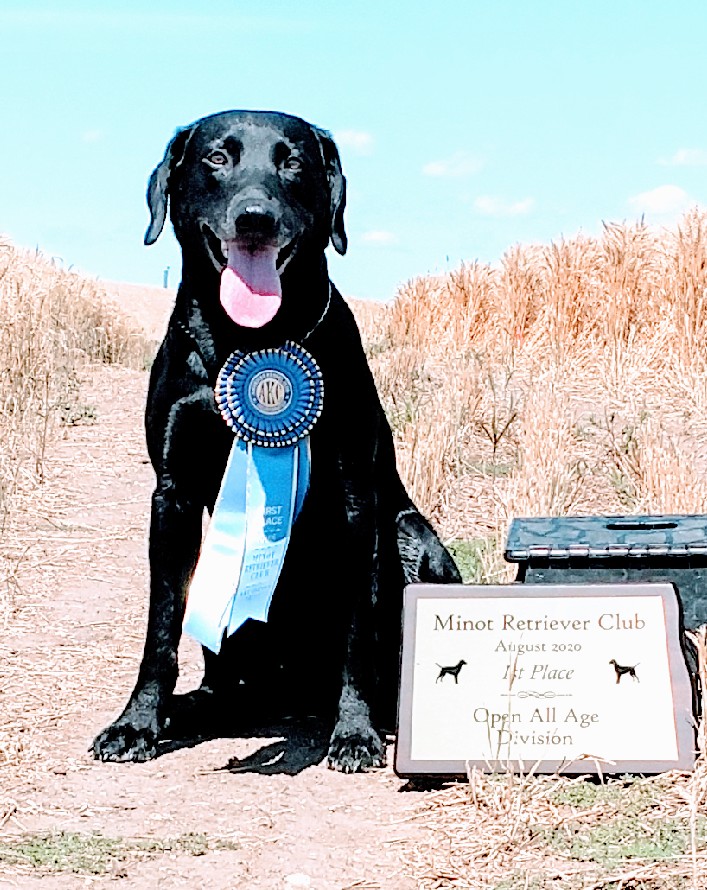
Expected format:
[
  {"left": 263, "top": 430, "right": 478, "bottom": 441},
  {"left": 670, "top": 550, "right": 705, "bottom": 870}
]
[{"left": 200, "top": 223, "right": 299, "bottom": 328}]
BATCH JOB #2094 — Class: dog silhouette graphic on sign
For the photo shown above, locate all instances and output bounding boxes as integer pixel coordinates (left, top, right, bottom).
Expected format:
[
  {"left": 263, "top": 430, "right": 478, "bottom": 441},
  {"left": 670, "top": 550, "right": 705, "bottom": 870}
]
[
  {"left": 436, "top": 659, "right": 467, "bottom": 684},
  {"left": 609, "top": 658, "right": 639, "bottom": 684}
]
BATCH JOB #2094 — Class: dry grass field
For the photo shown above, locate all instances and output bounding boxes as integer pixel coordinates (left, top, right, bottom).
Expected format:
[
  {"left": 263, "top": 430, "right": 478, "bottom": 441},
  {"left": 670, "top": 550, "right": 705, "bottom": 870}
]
[
  {"left": 359, "top": 210, "right": 707, "bottom": 587},
  {"left": 1, "top": 216, "right": 707, "bottom": 888},
  {"left": 0, "top": 239, "right": 153, "bottom": 539}
]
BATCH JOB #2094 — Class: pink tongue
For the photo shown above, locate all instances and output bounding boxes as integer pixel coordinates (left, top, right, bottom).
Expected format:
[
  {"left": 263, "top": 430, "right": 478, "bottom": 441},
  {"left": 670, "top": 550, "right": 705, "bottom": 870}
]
[{"left": 220, "top": 242, "right": 282, "bottom": 327}]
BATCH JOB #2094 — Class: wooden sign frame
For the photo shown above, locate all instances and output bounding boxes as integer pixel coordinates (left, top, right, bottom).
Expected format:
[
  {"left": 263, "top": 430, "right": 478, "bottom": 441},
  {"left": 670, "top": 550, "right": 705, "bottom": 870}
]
[{"left": 395, "top": 583, "right": 696, "bottom": 776}]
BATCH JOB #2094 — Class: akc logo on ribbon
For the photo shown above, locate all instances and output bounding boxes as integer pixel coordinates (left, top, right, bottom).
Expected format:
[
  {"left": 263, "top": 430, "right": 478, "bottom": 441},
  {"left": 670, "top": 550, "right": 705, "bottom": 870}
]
[{"left": 183, "top": 341, "right": 323, "bottom": 653}]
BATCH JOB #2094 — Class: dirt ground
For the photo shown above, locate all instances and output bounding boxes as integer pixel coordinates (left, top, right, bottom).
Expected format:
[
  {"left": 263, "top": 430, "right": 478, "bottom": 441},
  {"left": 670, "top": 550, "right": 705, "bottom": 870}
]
[{"left": 0, "top": 290, "right": 435, "bottom": 888}]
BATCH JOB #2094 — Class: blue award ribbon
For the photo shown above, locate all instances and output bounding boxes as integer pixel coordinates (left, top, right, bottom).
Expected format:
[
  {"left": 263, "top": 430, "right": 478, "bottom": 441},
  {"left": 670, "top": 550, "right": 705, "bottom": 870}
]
[{"left": 183, "top": 342, "right": 323, "bottom": 653}]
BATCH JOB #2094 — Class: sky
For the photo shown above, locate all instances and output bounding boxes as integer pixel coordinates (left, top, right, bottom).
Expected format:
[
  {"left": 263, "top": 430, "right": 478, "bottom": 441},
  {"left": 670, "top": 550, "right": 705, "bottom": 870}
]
[{"left": 1, "top": 1, "right": 706, "bottom": 301}]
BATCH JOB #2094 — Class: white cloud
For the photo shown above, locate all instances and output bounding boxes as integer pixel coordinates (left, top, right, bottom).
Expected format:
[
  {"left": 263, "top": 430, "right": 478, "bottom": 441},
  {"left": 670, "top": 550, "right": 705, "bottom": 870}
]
[
  {"left": 422, "top": 151, "right": 484, "bottom": 178},
  {"left": 334, "top": 130, "right": 374, "bottom": 155},
  {"left": 361, "top": 230, "right": 398, "bottom": 246},
  {"left": 659, "top": 148, "right": 707, "bottom": 167},
  {"left": 473, "top": 195, "right": 535, "bottom": 217},
  {"left": 627, "top": 184, "right": 691, "bottom": 215},
  {"left": 81, "top": 129, "right": 103, "bottom": 144}
]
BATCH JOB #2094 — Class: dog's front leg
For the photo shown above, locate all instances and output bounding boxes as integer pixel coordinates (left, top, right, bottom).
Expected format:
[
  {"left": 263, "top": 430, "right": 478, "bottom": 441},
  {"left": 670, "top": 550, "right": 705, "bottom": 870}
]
[
  {"left": 91, "top": 481, "right": 202, "bottom": 761},
  {"left": 327, "top": 624, "right": 387, "bottom": 773},
  {"left": 92, "top": 389, "right": 211, "bottom": 762},
  {"left": 327, "top": 473, "right": 387, "bottom": 773}
]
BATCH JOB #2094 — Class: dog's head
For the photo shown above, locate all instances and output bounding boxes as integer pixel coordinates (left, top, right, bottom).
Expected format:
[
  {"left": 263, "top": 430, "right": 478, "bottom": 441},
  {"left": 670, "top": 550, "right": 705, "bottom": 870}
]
[{"left": 144, "top": 110, "right": 347, "bottom": 328}]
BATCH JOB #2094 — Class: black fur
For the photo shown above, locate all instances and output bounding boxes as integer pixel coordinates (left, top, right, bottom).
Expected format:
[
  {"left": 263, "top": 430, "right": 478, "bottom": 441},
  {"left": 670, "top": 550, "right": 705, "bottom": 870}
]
[{"left": 91, "top": 110, "right": 460, "bottom": 773}]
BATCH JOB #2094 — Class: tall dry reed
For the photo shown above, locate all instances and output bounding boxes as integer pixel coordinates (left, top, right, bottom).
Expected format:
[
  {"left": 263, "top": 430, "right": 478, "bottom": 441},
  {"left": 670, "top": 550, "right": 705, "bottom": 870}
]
[
  {"left": 359, "top": 209, "right": 707, "bottom": 581},
  {"left": 0, "top": 239, "right": 154, "bottom": 533}
]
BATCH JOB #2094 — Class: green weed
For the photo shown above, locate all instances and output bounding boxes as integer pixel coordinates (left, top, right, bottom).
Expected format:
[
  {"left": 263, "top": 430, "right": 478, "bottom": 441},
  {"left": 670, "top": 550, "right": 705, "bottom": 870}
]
[{"left": 0, "top": 831, "right": 242, "bottom": 874}]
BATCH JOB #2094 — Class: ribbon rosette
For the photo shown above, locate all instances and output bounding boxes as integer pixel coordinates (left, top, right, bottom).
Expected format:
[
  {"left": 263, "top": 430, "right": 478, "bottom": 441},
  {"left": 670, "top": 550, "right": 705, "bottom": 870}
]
[{"left": 183, "top": 341, "right": 323, "bottom": 653}]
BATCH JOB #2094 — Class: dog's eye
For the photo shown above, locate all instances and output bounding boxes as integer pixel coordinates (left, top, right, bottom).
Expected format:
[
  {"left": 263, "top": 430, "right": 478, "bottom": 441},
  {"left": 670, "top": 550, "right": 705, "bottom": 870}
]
[
  {"left": 283, "top": 156, "right": 303, "bottom": 172},
  {"left": 205, "top": 150, "right": 229, "bottom": 167}
]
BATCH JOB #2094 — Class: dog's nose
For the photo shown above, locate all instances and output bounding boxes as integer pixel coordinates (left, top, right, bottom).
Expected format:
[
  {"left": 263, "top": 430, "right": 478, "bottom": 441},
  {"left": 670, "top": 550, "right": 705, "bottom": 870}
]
[{"left": 235, "top": 205, "right": 278, "bottom": 239}]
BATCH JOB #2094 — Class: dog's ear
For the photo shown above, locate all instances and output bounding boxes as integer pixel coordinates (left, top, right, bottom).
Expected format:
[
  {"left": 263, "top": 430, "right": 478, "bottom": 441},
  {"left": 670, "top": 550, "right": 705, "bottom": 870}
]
[
  {"left": 144, "top": 126, "right": 195, "bottom": 246},
  {"left": 312, "top": 127, "right": 347, "bottom": 256}
]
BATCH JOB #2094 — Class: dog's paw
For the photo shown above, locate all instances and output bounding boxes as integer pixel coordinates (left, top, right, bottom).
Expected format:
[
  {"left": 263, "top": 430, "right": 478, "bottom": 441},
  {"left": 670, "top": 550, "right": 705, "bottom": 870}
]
[
  {"left": 327, "top": 722, "right": 386, "bottom": 773},
  {"left": 91, "top": 716, "right": 161, "bottom": 763}
]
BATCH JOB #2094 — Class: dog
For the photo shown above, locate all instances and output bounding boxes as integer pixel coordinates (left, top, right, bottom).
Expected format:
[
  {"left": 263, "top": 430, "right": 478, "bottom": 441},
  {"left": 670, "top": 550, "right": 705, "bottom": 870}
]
[
  {"left": 91, "top": 110, "right": 460, "bottom": 773},
  {"left": 609, "top": 659, "right": 639, "bottom": 684},
  {"left": 436, "top": 660, "right": 467, "bottom": 683}
]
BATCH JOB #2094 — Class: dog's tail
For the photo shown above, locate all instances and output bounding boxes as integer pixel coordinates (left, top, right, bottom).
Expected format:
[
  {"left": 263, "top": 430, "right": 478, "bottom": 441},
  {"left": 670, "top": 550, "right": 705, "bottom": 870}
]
[{"left": 396, "top": 508, "right": 462, "bottom": 585}]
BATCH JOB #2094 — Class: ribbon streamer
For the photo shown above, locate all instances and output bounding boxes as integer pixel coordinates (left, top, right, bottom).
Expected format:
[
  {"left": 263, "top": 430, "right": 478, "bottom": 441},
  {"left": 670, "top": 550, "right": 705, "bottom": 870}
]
[{"left": 183, "top": 342, "right": 322, "bottom": 653}]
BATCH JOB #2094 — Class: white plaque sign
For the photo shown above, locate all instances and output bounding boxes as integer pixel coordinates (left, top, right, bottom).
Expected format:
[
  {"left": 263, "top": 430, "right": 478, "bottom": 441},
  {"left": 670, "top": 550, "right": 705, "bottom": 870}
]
[{"left": 395, "top": 583, "right": 696, "bottom": 775}]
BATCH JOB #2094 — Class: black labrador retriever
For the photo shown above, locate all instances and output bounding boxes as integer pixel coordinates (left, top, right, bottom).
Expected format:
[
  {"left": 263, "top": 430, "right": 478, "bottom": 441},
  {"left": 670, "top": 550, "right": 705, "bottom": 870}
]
[{"left": 92, "top": 110, "right": 460, "bottom": 772}]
